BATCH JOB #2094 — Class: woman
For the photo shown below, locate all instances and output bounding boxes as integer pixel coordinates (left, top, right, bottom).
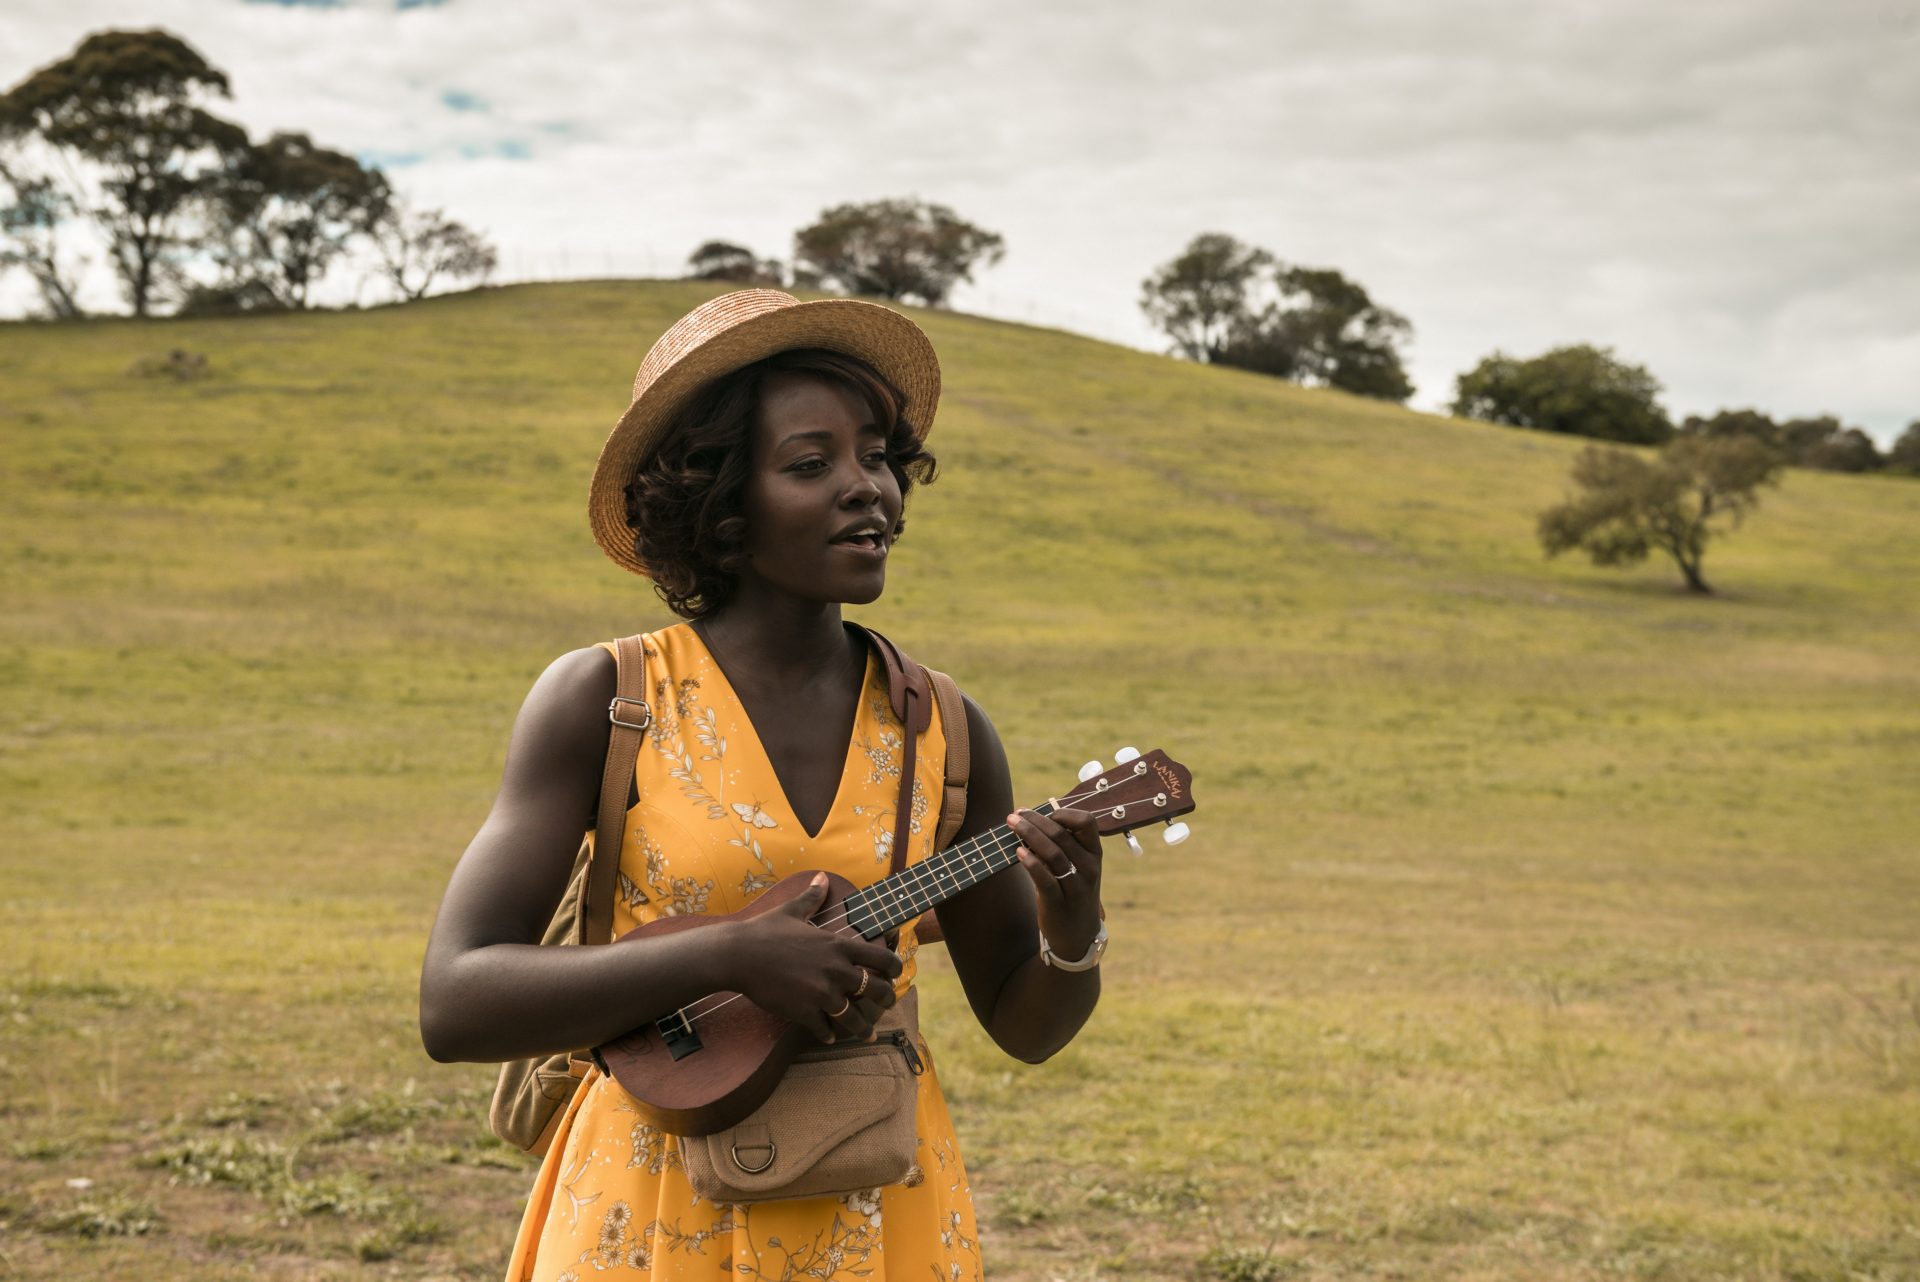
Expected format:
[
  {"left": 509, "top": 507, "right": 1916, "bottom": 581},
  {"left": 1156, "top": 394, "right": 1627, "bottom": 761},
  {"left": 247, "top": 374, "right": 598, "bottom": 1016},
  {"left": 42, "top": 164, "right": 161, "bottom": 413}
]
[{"left": 420, "top": 289, "right": 1109, "bottom": 1281}]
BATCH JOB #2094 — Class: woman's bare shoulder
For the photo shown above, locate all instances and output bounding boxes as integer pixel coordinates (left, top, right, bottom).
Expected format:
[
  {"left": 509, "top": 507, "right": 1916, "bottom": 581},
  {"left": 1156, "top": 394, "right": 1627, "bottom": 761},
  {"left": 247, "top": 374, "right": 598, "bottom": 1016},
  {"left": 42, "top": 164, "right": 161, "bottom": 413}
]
[{"left": 499, "top": 646, "right": 619, "bottom": 803}]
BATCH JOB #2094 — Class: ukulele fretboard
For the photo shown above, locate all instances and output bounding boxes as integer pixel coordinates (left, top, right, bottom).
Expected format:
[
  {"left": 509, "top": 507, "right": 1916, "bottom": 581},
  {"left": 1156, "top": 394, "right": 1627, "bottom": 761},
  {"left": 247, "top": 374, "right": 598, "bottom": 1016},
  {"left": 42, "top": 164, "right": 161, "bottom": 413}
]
[{"left": 841, "top": 800, "right": 1061, "bottom": 939}]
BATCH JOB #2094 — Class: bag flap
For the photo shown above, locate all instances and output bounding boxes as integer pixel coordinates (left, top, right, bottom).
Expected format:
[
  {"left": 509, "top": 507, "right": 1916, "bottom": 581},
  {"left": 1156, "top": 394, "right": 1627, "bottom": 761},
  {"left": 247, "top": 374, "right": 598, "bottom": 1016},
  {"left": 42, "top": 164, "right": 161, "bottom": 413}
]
[{"left": 698, "top": 1060, "right": 912, "bottom": 1195}]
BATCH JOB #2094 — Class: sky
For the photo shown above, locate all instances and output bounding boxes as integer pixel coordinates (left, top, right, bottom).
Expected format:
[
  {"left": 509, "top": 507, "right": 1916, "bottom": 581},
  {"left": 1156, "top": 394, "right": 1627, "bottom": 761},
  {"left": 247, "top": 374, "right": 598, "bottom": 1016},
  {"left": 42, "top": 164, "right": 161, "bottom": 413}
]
[{"left": 3, "top": 0, "right": 1917, "bottom": 441}]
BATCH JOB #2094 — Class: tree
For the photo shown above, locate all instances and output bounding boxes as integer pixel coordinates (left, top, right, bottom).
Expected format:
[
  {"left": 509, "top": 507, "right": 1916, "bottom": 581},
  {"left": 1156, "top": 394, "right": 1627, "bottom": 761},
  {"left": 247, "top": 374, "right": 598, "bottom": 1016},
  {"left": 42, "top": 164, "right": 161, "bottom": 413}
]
[
  {"left": 367, "top": 200, "right": 497, "bottom": 302},
  {"left": 0, "top": 160, "right": 86, "bottom": 318},
  {"left": 1886, "top": 421, "right": 1920, "bottom": 476},
  {"left": 687, "top": 240, "right": 781, "bottom": 286},
  {"left": 1218, "top": 264, "right": 1414, "bottom": 402},
  {"left": 1678, "top": 408, "right": 1781, "bottom": 453},
  {"left": 0, "top": 29, "right": 247, "bottom": 316},
  {"left": 1537, "top": 436, "right": 1782, "bottom": 594},
  {"left": 1139, "top": 232, "right": 1271, "bottom": 362},
  {"left": 1778, "top": 415, "right": 1882, "bottom": 473},
  {"left": 792, "top": 198, "right": 1004, "bottom": 307},
  {"left": 213, "top": 132, "right": 390, "bottom": 309},
  {"left": 1453, "top": 344, "right": 1672, "bottom": 445}
]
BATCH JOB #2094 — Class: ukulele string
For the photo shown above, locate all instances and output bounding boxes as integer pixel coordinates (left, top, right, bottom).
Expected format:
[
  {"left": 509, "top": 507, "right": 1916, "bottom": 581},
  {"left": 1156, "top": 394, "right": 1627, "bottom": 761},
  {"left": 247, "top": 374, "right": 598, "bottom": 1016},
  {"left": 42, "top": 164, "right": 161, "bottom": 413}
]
[
  {"left": 660, "top": 821, "right": 1029, "bottom": 1028},
  {"left": 805, "top": 770, "right": 1153, "bottom": 937},
  {"left": 662, "top": 776, "right": 1144, "bottom": 1032}
]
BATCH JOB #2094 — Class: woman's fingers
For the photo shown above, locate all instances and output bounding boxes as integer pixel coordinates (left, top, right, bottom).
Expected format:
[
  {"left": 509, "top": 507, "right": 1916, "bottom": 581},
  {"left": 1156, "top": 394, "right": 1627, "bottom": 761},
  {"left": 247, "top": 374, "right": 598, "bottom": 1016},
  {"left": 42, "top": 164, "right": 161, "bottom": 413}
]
[
  {"left": 1008, "top": 810, "right": 1095, "bottom": 888},
  {"left": 1051, "top": 806, "right": 1105, "bottom": 858},
  {"left": 824, "top": 980, "right": 894, "bottom": 1042},
  {"left": 849, "top": 940, "right": 905, "bottom": 980}
]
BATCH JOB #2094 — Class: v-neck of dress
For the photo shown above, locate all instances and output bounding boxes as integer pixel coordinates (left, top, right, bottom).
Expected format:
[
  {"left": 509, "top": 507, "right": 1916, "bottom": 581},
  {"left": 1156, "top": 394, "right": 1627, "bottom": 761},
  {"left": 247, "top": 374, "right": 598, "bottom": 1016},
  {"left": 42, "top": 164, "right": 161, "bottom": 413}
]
[{"left": 680, "top": 623, "right": 873, "bottom": 843}]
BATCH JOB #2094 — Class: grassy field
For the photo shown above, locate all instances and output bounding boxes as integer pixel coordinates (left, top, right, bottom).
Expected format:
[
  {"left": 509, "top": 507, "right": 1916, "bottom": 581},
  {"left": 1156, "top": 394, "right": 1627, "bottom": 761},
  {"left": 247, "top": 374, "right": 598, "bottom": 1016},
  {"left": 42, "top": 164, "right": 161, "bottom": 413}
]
[{"left": 2, "top": 280, "right": 1916, "bottom": 1281}]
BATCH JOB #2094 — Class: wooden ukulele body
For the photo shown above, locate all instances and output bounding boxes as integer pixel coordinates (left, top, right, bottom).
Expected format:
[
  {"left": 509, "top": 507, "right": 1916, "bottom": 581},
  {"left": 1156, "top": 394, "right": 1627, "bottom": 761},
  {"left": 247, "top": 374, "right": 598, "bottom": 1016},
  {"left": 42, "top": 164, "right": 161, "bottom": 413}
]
[{"left": 595, "top": 869, "right": 865, "bottom": 1137}]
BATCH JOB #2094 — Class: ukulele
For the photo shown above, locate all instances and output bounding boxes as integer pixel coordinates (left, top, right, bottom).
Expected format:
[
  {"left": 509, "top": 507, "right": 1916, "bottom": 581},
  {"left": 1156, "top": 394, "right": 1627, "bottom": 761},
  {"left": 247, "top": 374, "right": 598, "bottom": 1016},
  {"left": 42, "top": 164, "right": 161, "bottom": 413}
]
[{"left": 592, "top": 748, "right": 1197, "bottom": 1136}]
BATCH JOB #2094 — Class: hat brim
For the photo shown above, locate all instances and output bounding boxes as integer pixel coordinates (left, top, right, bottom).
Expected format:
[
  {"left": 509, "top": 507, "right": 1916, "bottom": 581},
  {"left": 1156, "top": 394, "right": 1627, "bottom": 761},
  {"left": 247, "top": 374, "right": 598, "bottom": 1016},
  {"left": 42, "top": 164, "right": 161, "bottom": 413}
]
[{"left": 589, "top": 296, "right": 942, "bottom": 579}]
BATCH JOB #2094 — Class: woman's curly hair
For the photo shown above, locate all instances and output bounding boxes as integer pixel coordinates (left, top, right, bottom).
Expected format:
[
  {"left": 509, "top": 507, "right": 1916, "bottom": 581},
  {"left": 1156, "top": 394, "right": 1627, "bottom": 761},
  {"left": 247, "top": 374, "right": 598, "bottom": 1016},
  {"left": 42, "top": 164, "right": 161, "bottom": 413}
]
[{"left": 622, "top": 349, "right": 938, "bottom": 619}]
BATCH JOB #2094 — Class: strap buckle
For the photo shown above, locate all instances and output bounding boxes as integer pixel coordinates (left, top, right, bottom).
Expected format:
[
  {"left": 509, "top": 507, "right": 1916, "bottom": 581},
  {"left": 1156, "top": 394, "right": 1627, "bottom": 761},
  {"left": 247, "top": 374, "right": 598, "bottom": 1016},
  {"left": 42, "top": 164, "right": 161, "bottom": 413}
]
[{"left": 608, "top": 696, "right": 652, "bottom": 731}]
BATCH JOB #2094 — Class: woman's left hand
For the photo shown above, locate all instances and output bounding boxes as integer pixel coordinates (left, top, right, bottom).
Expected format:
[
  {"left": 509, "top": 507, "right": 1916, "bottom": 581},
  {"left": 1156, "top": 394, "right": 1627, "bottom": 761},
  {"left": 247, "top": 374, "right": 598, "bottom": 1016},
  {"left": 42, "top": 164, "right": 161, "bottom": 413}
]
[{"left": 1007, "top": 807, "right": 1104, "bottom": 961}]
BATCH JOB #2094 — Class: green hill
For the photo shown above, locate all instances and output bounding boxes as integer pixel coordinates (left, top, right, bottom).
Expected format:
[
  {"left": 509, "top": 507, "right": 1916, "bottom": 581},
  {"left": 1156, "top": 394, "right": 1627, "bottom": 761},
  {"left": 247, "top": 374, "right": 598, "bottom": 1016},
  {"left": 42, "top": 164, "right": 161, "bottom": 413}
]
[{"left": 3, "top": 281, "right": 1916, "bottom": 1280}]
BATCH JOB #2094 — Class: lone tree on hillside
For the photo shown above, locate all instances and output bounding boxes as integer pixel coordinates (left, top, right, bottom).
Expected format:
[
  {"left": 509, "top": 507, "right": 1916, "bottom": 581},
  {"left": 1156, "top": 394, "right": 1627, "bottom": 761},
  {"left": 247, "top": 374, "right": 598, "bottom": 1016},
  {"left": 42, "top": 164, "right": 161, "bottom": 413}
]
[
  {"left": 1219, "top": 264, "right": 1414, "bottom": 402},
  {"left": 0, "top": 29, "right": 247, "bottom": 316},
  {"left": 793, "top": 198, "right": 1004, "bottom": 306},
  {"left": 1537, "top": 436, "right": 1782, "bottom": 594},
  {"left": 687, "top": 240, "right": 782, "bottom": 286},
  {"left": 1139, "top": 232, "right": 1272, "bottom": 362},
  {"left": 212, "top": 131, "right": 390, "bottom": 309},
  {"left": 367, "top": 197, "right": 497, "bottom": 302},
  {"left": 1454, "top": 344, "right": 1672, "bottom": 445},
  {"left": 1140, "top": 233, "right": 1414, "bottom": 401}
]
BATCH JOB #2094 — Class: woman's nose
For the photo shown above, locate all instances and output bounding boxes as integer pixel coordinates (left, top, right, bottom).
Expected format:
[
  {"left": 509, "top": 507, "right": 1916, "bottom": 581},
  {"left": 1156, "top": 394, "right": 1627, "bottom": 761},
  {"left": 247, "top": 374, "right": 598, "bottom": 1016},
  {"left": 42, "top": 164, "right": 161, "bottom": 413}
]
[{"left": 840, "top": 467, "right": 882, "bottom": 506}]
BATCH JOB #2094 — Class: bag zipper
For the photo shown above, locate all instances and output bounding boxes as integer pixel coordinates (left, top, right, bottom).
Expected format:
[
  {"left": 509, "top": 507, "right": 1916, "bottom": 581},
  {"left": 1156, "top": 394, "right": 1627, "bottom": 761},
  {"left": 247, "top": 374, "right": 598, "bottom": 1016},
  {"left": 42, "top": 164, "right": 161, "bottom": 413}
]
[{"left": 797, "top": 1032, "right": 924, "bottom": 1076}]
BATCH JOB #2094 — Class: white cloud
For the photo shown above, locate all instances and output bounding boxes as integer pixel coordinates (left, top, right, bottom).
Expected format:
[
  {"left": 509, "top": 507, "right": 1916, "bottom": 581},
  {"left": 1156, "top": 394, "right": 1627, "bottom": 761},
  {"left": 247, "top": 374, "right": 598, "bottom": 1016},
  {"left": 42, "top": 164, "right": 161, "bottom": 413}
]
[{"left": 3, "top": 0, "right": 1915, "bottom": 439}]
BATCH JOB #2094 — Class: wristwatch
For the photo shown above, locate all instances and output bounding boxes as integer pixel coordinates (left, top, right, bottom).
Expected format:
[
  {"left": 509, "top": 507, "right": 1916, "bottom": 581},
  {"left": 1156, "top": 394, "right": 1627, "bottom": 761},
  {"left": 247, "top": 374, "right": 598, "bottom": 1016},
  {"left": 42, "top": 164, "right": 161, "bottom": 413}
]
[{"left": 1039, "top": 921, "right": 1108, "bottom": 972}]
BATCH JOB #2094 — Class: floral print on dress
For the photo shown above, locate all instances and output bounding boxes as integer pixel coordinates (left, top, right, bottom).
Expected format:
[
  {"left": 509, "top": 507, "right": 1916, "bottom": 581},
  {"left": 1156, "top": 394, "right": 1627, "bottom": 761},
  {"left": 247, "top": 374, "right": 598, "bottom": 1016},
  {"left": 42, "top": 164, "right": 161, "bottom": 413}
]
[
  {"left": 627, "top": 1120, "right": 680, "bottom": 1176},
  {"left": 506, "top": 625, "right": 977, "bottom": 1282}
]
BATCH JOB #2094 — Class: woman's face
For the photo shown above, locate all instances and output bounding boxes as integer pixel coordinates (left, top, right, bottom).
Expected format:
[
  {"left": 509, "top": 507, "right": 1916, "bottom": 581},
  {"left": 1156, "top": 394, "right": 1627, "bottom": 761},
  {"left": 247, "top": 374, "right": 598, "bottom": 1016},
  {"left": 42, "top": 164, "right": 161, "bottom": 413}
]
[{"left": 736, "top": 371, "right": 903, "bottom": 609}]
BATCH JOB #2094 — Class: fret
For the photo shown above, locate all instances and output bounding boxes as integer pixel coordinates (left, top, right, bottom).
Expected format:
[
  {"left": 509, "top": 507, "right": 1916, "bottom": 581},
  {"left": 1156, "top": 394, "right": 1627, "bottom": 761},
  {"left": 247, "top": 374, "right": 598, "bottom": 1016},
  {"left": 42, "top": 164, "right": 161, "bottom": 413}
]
[{"left": 847, "top": 797, "right": 1080, "bottom": 939}]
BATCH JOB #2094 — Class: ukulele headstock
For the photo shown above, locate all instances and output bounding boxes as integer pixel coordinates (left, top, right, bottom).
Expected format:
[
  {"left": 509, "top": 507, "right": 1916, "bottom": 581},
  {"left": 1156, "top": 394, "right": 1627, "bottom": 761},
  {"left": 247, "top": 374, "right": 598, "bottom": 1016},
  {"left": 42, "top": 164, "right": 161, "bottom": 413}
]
[{"left": 1058, "top": 748, "right": 1195, "bottom": 847}]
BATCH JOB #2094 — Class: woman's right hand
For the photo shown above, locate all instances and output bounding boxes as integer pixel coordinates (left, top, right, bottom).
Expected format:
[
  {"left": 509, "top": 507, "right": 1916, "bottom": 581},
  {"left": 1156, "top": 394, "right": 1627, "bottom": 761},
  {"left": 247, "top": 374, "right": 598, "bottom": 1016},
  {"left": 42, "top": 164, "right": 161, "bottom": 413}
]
[{"left": 725, "top": 873, "right": 902, "bottom": 1044}]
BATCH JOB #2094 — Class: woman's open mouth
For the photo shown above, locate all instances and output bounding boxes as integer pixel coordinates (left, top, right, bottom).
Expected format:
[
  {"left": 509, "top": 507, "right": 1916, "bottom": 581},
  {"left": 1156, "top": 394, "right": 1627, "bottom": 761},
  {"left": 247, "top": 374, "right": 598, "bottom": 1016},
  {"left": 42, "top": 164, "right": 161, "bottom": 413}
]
[{"left": 831, "top": 531, "right": 888, "bottom": 556}]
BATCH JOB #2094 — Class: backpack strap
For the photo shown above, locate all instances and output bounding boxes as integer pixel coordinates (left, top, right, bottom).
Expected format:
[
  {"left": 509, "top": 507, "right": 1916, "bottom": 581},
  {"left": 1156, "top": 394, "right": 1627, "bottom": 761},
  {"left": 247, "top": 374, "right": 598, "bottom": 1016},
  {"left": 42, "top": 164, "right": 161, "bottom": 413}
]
[
  {"left": 855, "top": 628, "right": 974, "bottom": 947},
  {"left": 854, "top": 627, "right": 932, "bottom": 877},
  {"left": 925, "top": 667, "right": 970, "bottom": 851},
  {"left": 580, "top": 633, "right": 651, "bottom": 945}
]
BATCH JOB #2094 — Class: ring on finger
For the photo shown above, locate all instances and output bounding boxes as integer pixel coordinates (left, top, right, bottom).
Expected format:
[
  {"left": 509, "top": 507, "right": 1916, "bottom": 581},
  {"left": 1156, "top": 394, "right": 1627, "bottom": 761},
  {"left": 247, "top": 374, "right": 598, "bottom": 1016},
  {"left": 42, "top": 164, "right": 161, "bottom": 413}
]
[
  {"left": 852, "top": 968, "right": 870, "bottom": 999},
  {"left": 828, "top": 995, "right": 852, "bottom": 1019},
  {"left": 1057, "top": 864, "right": 1077, "bottom": 880}
]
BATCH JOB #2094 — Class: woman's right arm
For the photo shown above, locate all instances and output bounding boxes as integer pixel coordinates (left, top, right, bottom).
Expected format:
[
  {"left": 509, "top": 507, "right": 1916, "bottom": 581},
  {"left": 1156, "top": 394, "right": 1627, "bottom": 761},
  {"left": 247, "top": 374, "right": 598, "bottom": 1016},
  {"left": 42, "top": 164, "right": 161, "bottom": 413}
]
[{"left": 418, "top": 647, "right": 899, "bottom": 1063}]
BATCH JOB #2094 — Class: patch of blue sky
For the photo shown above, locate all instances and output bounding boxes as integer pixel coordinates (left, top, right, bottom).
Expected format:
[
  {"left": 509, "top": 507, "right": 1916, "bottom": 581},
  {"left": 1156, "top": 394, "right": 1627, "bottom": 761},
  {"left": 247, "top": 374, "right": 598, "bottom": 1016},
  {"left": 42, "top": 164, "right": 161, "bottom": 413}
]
[
  {"left": 396, "top": 0, "right": 449, "bottom": 9},
  {"left": 441, "top": 89, "right": 488, "bottom": 113},
  {"left": 457, "top": 139, "right": 531, "bottom": 161},
  {"left": 359, "top": 149, "right": 426, "bottom": 169}
]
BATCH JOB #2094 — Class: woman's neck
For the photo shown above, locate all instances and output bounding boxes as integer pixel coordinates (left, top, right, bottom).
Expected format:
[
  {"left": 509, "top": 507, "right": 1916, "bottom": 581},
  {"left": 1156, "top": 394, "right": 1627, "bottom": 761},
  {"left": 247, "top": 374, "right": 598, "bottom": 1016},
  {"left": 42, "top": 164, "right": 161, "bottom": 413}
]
[{"left": 692, "top": 594, "right": 858, "bottom": 689}]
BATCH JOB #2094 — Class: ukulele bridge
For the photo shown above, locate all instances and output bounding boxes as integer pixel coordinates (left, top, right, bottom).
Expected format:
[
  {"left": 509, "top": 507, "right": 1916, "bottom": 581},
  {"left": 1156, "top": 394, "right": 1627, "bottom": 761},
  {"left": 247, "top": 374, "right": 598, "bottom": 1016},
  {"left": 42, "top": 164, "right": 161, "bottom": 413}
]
[{"left": 658, "top": 1010, "right": 703, "bottom": 1060}]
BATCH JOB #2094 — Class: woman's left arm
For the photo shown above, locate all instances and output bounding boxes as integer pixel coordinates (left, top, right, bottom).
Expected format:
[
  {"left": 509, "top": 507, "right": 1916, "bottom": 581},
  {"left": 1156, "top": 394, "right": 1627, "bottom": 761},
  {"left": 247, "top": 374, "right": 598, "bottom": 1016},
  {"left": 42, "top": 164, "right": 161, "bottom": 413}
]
[{"left": 933, "top": 694, "right": 1103, "bottom": 1063}]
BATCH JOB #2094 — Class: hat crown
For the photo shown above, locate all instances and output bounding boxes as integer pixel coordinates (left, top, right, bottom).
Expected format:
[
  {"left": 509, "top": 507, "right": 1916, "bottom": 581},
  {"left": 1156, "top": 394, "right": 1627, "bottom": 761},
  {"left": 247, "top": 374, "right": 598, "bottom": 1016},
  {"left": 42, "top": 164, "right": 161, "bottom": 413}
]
[{"left": 633, "top": 289, "right": 800, "bottom": 400}]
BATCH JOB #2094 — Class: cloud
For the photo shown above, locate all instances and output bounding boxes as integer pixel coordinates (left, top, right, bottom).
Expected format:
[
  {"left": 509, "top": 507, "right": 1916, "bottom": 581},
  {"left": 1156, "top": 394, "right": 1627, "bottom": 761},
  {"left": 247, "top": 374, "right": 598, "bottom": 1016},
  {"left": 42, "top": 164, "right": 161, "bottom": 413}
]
[{"left": 1, "top": 0, "right": 1914, "bottom": 438}]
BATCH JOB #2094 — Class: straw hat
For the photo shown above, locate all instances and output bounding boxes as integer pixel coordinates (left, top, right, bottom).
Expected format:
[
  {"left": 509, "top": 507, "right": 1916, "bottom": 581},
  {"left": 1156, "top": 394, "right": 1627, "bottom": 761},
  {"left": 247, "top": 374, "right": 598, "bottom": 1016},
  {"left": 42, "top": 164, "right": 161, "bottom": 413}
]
[{"left": 589, "top": 288, "right": 942, "bottom": 577}]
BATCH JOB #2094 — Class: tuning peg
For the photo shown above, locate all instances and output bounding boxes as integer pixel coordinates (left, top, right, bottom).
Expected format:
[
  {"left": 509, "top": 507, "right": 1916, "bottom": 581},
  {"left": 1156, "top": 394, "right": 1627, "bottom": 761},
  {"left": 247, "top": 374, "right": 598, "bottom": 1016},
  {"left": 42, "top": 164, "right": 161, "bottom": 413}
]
[
  {"left": 1077, "top": 760, "right": 1105, "bottom": 783},
  {"left": 1124, "top": 832, "right": 1144, "bottom": 857},
  {"left": 1114, "top": 746, "right": 1140, "bottom": 764},
  {"left": 1161, "top": 821, "right": 1190, "bottom": 846}
]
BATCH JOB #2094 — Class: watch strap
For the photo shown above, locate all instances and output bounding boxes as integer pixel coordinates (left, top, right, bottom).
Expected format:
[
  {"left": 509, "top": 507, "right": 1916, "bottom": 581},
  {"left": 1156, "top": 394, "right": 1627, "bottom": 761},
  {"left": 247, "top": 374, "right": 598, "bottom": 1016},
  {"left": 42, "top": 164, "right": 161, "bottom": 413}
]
[{"left": 1039, "top": 921, "right": 1107, "bottom": 972}]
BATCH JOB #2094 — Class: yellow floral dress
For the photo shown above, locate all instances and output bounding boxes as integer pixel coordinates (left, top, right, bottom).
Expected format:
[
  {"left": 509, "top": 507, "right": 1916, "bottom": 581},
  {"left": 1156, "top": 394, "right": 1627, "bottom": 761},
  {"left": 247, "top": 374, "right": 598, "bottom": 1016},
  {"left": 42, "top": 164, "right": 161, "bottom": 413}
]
[{"left": 506, "top": 624, "right": 983, "bottom": 1282}]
